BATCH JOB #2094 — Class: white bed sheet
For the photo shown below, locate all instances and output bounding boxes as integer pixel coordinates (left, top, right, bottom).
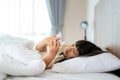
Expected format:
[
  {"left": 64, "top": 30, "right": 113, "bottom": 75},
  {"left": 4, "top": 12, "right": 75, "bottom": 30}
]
[
  {"left": 6, "top": 70, "right": 120, "bottom": 80},
  {"left": 0, "top": 73, "right": 7, "bottom": 80}
]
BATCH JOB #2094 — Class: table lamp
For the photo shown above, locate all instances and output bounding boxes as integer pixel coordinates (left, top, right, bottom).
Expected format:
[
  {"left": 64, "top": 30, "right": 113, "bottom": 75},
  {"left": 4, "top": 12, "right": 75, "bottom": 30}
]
[{"left": 80, "top": 21, "right": 88, "bottom": 40}]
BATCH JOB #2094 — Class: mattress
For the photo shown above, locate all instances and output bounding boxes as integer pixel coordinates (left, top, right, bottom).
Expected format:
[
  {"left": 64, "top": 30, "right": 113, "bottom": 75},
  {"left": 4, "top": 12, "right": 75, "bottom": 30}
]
[{"left": 5, "top": 70, "right": 120, "bottom": 80}]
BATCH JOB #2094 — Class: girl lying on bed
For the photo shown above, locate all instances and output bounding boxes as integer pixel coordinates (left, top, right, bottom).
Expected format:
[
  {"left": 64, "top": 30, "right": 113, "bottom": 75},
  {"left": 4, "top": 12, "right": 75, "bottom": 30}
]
[{"left": 35, "top": 35, "right": 104, "bottom": 69}]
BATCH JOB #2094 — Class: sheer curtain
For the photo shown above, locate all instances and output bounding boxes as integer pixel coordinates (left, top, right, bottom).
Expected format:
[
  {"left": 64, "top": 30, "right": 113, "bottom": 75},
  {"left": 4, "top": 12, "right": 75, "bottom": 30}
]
[
  {"left": 46, "top": 0, "right": 66, "bottom": 36},
  {"left": 0, "top": 0, "right": 51, "bottom": 42}
]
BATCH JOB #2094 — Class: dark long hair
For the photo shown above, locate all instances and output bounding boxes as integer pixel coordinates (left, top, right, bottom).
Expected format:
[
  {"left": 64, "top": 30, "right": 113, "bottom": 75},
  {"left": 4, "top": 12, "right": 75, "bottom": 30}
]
[
  {"left": 75, "top": 40, "right": 105, "bottom": 56},
  {"left": 56, "top": 40, "right": 105, "bottom": 63}
]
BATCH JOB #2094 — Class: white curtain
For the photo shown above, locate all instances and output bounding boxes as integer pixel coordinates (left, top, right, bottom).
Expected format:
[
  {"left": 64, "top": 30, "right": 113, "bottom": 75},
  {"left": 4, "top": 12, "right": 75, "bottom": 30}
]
[{"left": 0, "top": 0, "right": 51, "bottom": 42}]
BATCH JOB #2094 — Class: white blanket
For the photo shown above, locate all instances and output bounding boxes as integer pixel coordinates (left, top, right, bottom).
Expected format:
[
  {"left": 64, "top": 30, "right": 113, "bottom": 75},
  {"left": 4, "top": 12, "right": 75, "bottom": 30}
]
[{"left": 0, "top": 35, "right": 45, "bottom": 76}]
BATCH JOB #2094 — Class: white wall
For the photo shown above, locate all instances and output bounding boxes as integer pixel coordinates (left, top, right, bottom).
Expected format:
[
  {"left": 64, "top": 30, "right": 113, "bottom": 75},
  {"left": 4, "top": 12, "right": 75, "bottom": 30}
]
[
  {"left": 63, "top": 0, "right": 87, "bottom": 44},
  {"left": 87, "top": 0, "right": 100, "bottom": 42}
]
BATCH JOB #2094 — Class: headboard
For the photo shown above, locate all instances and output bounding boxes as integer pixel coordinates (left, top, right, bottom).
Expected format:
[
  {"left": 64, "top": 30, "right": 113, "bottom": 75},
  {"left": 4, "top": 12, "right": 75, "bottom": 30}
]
[{"left": 94, "top": 0, "right": 120, "bottom": 58}]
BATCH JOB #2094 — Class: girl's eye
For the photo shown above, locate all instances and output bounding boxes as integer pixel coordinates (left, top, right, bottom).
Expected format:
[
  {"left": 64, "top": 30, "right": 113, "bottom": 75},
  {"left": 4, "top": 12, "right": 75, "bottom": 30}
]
[{"left": 73, "top": 50, "right": 79, "bottom": 56}]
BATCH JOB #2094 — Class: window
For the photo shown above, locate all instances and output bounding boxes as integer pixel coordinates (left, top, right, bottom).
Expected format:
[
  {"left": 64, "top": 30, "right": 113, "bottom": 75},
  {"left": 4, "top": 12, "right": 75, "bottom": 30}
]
[{"left": 0, "top": 0, "right": 51, "bottom": 43}]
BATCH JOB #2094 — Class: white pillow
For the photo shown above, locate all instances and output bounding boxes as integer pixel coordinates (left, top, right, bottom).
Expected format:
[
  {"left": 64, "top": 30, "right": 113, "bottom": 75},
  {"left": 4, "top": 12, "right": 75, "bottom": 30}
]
[
  {"left": 51, "top": 53, "right": 120, "bottom": 73},
  {"left": 0, "top": 35, "right": 46, "bottom": 76}
]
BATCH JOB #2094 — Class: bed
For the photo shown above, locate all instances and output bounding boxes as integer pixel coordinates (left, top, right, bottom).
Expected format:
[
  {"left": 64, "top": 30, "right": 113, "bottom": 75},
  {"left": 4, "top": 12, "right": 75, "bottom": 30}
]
[
  {"left": 0, "top": 0, "right": 120, "bottom": 80},
  {"left": 0, "top": 36, "right": 119, "bottom": 80},
  {"left": 4, "top": 70, "right": 120, "bottom": 80}
]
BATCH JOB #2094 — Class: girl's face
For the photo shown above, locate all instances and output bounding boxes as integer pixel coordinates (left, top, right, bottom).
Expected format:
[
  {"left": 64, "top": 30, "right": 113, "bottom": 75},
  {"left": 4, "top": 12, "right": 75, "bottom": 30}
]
[{"left": 63, "top": 44, "right": 79, "bottom": 59}]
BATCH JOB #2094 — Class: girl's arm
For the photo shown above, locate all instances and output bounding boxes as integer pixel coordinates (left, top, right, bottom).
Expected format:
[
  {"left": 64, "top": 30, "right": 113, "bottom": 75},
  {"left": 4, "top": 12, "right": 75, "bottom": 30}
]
[
  {"left": 35, "top": 35, "right": 60, "bottom": 52},
  {"left": 43, "top": 40, "right": 60, "bottom": 69}
]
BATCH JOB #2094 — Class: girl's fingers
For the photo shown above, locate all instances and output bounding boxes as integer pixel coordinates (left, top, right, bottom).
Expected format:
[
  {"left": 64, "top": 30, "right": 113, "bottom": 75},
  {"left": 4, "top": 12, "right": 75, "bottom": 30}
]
[
  {"left": 54, "top": 41, "right": 60, "bottom": 48},
  {"left": 53, "top": 40, "right": 56, "bottom": 47},
  {"left": 51, "top": 35, "right": 61, "bottom": 41},
  {"left": 49, "top": 40, "right": 60, "bottom": 48},
  {"left": 57, "top": 42, "right": 60, "bottom": 48},
  {"left": 49, "top": 40, "right": 53, "bottom": 46}
]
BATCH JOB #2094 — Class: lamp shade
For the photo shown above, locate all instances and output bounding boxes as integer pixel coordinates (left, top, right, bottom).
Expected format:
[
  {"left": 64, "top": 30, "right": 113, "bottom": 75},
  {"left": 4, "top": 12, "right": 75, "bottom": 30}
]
[{"left": 80, "top": 21, "right": 88, "bottom": 30}]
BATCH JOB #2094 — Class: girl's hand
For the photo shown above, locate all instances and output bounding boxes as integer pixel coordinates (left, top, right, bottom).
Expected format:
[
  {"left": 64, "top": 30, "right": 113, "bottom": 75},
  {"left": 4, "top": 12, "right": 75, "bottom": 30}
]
[
  {"left": 47, "top": 40, "right": 60, "bottom": 55},
  {"left": 43, "top": 40, "right": 60, "bottom": 69},
  {"left": 44, "top": 35, "right": 61, "bottom": 45},
  {"left": 35, "top": 35, "right": 61, "bottom": 52}
]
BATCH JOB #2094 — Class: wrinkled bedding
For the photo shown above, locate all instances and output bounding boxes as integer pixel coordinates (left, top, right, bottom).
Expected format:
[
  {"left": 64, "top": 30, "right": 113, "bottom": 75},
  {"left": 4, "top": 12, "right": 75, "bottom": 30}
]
[
  {"left": 0, "top": 35, "right": 45, "bottom": 76},
  {"left": 0, "top": 35, "right": 120, "bottom": 80}
]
